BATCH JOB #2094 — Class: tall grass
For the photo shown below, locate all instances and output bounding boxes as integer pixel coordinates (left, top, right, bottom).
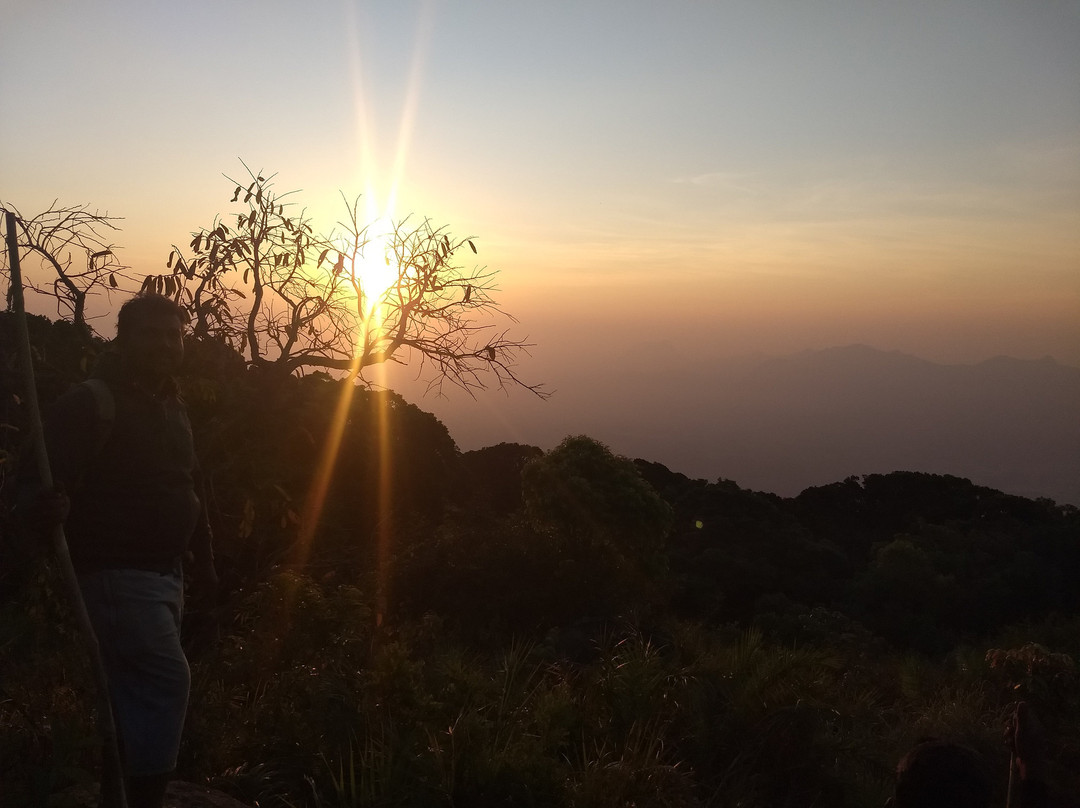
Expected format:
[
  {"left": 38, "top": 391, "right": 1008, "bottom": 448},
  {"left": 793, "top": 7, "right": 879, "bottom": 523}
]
[{"left": 7, "top": 565, "right": 1080, "bottom": 806}]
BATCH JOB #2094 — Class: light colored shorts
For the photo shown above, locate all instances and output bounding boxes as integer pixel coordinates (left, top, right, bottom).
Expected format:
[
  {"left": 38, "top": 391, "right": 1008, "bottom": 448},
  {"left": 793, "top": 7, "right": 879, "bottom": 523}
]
[{"left": 77, "top": 565, "right": 190, "bottom": 777}]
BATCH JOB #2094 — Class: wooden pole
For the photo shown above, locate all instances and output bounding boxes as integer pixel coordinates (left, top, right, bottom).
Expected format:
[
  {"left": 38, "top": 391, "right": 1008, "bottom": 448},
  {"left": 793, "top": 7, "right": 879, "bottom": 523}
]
[{"left": 4, "top": 210, "right": 127, "bottom": 808}]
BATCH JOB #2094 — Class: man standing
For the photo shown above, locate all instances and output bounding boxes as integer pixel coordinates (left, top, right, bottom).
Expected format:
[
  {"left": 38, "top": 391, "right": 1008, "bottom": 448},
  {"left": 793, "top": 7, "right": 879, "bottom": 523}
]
[{"left": 43, "top": 293, "right": 217, "bottom": 808}]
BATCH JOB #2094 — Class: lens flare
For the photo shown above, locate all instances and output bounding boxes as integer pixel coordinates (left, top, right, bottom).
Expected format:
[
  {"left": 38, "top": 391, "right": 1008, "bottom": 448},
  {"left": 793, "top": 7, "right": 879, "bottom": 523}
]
[{"left": 295, "top": 3, "right": 436, "bottom": 625}]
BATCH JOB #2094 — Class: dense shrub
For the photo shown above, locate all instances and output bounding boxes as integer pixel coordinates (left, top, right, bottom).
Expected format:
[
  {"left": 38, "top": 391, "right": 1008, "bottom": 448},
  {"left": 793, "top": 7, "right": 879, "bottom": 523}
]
[{"left": 4, "top": 314, "right": 1080, "bottom": 805}]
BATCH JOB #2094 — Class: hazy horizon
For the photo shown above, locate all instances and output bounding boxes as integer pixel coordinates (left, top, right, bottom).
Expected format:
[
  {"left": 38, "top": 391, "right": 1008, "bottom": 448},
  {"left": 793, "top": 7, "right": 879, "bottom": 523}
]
[{"left": 376, "top": 343, "right": 1080, "bottom": 505}]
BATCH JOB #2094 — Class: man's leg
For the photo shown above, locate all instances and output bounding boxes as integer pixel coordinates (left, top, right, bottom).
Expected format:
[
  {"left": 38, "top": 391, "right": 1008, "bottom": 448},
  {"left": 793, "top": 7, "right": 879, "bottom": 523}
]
[{"left": 79, "top": 567, "right": 189, "bottom": 808}]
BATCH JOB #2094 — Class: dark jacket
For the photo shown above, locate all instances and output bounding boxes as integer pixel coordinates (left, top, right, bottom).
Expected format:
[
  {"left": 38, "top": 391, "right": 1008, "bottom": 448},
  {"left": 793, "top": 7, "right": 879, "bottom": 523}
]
[{"left": 44, "top": 355, "right": 211, "bottom": 571}]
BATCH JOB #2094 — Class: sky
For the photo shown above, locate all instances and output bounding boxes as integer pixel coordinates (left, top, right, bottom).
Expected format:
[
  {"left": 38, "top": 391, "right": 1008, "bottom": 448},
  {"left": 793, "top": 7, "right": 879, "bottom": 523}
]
[{"left": 3, "top": 0, "right": 1079, "bottom": 481}]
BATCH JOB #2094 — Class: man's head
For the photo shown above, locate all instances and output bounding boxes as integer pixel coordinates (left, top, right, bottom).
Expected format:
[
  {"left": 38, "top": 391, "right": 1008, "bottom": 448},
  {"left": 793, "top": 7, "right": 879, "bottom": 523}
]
[
  {"left": 890, "top": 740, "right": 992, "bottom": 808},
  {"left": 116, "top": 294, "right": 188, "bottom": 382}
]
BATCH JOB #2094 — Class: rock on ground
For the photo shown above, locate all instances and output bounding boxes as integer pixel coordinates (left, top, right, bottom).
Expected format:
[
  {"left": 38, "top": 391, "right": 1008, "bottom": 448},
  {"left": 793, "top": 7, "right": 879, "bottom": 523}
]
[
  {"left": 164, "top": 781, "right": 254, "bottom": 808},
  {"left": 56, "top": 780, "right": 253, "bottom": 807}
]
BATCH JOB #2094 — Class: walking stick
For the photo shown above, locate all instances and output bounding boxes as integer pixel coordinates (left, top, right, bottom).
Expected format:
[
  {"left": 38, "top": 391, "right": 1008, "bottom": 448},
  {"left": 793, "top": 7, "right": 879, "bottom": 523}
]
[
  {"left": 1006, "top": 751, "right": 1016, "bottom": 808},
  {"left": 5, "top": 210, "right": 127, "bottom": 808}
]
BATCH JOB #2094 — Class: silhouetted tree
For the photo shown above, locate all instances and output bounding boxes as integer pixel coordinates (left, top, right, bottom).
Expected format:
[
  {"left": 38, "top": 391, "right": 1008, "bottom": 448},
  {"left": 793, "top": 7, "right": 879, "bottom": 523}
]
[
  {"left": 853, "top": 538, "right": 953, "bottom": 651},
  {"left": 523, "top": 436, "right": 672, "bottom": 558},
  {"left": 143, "top": 165, "right": 547, "bottom": 396},
  {"left": 1, "top": 201, "right": 136, "bottom": 333},
  {"left": 460, "top": 442, "right": 543, "bottom": 514}
]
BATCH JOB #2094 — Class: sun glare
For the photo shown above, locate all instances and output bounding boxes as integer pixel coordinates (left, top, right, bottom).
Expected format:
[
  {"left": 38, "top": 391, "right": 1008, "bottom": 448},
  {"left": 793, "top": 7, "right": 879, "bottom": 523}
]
[
  {"left": 293, "top": 2, "right": 435, "bottom": 619},
  {"left": 348, "top": 218, "right": 400, "bottom": 318}
]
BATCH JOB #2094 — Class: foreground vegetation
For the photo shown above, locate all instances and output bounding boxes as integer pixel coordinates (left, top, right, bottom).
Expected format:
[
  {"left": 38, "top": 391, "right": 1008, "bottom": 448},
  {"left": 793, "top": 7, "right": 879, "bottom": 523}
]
[{"left": 2, "top": 314, "right": 1079, "bottom": 806}]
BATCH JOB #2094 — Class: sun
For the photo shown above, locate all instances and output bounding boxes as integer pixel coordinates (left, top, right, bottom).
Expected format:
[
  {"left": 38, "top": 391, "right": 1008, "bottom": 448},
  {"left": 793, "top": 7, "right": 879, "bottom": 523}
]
[{"left": 345, "top": 217, "right": 400, "bottom": 318}]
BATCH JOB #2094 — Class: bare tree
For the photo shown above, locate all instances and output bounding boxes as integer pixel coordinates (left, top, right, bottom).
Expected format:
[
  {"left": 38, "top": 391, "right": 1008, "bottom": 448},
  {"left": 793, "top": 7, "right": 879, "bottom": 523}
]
[
  {"left": 1, "top": 201, "right": 135, "bottom": 334},
  {"left": 148, "top": 167, "right": 547, "bottom": 396}
]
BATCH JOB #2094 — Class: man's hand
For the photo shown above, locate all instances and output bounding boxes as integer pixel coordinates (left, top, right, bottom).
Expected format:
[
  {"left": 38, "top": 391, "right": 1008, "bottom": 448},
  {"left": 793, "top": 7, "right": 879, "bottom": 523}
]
[{"left": 186, "top": 556, "right": 219, "bottom": 613}]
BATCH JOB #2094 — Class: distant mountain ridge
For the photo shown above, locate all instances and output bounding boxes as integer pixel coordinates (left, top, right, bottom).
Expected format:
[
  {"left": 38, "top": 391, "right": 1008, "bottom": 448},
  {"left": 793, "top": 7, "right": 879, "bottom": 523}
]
[{"left": 604, "top": 345, "right": 1080, "bottom": 506}]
